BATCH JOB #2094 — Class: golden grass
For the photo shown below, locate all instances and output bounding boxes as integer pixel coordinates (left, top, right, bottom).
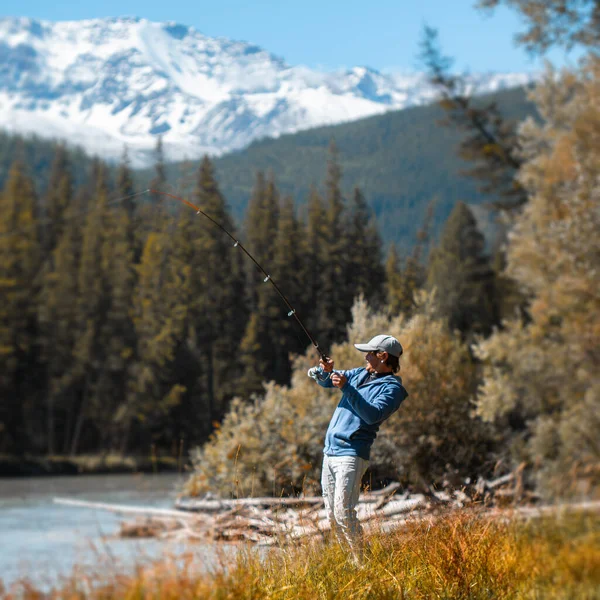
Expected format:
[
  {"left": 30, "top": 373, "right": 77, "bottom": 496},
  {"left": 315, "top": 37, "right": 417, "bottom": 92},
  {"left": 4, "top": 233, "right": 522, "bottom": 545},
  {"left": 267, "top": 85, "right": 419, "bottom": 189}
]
[{"left": 4, "top": 510, "right": 599, "bottom": 599}]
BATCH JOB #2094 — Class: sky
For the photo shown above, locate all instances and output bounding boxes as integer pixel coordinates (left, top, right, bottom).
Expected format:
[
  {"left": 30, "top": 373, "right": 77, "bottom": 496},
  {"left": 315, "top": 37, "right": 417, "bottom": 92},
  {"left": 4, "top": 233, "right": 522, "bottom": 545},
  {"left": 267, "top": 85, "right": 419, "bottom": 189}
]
[{"left": 1, "top": 0, "right": 582, "bottom": 74}]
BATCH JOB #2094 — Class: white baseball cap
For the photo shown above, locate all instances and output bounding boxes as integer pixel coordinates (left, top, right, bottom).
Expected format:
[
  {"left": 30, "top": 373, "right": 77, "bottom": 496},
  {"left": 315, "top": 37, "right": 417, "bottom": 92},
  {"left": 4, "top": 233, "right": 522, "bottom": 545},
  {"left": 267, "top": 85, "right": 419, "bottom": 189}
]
[{"left": 354, "top": 334, "right": 403, "bottom": 358}]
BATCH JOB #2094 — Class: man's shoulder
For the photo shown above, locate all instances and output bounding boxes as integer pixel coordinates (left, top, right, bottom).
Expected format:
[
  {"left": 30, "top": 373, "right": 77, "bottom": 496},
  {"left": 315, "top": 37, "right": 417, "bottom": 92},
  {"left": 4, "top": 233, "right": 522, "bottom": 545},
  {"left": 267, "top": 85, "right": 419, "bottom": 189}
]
[
  {"left": 387, "top": 376, "right": 408, "bottom": 399},
  {"left": 346, "top": 367, "right": 367, "bottom": 379}
]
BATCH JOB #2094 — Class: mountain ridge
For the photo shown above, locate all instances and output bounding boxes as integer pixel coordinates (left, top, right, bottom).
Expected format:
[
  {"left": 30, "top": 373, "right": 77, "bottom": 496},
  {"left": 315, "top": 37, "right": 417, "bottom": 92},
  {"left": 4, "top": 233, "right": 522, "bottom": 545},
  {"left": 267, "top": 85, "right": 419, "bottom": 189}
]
[{"left": 0, "top": 16, "right": 534, "bottom": 166}]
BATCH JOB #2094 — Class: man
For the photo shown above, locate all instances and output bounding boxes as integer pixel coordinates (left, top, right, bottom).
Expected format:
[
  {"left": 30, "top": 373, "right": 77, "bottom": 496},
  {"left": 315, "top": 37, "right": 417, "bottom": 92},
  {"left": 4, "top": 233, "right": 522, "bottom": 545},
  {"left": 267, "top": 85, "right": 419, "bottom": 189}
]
[{"left": 308, "top": 334, "right": 408, "bottom": 561}]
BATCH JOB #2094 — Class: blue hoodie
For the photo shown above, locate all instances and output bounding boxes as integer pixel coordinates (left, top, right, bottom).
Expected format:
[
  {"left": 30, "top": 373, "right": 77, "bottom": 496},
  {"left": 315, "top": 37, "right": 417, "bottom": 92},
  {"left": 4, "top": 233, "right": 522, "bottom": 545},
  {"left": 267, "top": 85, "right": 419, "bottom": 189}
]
[{"left": 316, "top": 367, "right": 408, "bottom": 460}]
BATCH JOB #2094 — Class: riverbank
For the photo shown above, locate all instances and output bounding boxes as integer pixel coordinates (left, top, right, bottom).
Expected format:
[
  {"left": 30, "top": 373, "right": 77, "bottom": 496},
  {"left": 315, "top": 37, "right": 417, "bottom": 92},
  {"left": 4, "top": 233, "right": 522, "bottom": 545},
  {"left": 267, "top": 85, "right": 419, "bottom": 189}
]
[
  {"left": 0, "top": 453, "right": 184, "bottom": 477},
  {"left": 3, "top": 508, "right": 598, "bottom": 599}
]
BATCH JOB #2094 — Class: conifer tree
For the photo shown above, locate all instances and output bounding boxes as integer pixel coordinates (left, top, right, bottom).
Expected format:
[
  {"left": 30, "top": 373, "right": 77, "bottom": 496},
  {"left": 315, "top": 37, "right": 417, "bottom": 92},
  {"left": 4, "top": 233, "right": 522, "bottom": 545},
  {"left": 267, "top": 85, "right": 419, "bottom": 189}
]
[
  {"left": 44, "top": 144, "right": 73, "bottom": 255},
  {"left": 427, "top": 201, "right": 499, "bottom": 337},
  {"left": 389, "top": 202, "right": 434, "bottom": 318},
  {"left": 39, "top": 199, "right": 81, "bottom": 454},
  {"left": 243, "top": 171, "right": 280, "bottom": 311},
  {"left": 271, "top": 195, "right": 310, "bottom": 359},
  {"left": 183, "top": 157, "right": 247, "bottom": 423},
  {"left": 239, "top": 194, "right": 307, "bottom": 391},
  {"left": 0, "top": 160, "right": 42, "bottom": 452},
  {"left": 117, "top": 147, "right": 135, "bottom": 217},
  {"left": 385, "top": 243, "right": 404, "bottom": 315},
  {"left": 345, "top": 186, "right": 386, "bottom": 308},
  {"left": 69, "top": 164, "right": 110, "bottom": 454},
  {"left": 318, "top": 141, "right": 350, "bottom": 344},
  {"left": 126, "top": 231, "right": 190, "bottom": 452},
  {"left": 98, "top": 201, "right": 137, "bottom": 449},
  {"left": 419, "top": 26, "right": 526, "bottom": 211},
  {"left": 305, "top": 185, "right": 328, "bottom": 342},
  {"left": 146, "top": 137, "right": 168, "bottom": 235}
]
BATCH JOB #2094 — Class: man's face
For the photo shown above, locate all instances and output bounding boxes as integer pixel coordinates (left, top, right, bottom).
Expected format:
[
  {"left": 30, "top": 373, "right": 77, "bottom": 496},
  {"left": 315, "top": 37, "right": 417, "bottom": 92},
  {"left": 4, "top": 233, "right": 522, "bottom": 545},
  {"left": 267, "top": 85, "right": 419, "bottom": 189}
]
[{"left": 365, "top": 350, "right": 384, "bottom": 372}]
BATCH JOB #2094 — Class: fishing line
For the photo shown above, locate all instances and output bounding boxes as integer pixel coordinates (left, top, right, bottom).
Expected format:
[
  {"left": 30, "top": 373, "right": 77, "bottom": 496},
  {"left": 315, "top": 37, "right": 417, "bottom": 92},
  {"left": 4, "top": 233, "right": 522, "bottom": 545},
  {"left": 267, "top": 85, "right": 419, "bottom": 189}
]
[{"left": 150, "top": 189, "right": 329, "bottom": 362}]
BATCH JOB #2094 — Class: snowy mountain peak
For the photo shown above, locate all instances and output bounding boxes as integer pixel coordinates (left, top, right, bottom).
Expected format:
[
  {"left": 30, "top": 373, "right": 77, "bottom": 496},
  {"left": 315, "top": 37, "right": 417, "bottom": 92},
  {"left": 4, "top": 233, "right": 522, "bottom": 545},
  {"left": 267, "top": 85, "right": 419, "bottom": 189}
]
[{"left": 0, "top": 17, "right": 535, "bottom": 166}]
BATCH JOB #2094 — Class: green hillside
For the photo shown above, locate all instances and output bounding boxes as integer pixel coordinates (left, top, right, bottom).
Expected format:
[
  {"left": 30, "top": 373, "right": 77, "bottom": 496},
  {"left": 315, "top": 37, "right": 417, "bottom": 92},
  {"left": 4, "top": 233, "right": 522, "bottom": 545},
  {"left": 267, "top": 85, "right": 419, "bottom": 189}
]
[
  {"left": 0, "top": 130, "right": 93, "bottom": 193},
  {"left": 0, "top": 85, "right": 537, "bottom": 250},
  {"left": 161, "top": 85, "right": 537, "bottom": 249}
]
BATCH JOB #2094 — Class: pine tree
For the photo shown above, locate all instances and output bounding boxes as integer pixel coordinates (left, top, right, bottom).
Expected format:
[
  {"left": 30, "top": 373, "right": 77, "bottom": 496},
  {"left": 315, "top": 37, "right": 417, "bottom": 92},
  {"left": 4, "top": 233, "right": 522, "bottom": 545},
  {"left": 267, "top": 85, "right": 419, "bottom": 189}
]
[
  {"left": 239, "top": 193, "right": 307, "bottom": 392},
  {"left": 318, "top": 141, "right": 350, "bottom": 344},
  {"left": 385, "top": 243, "right": 404, "bottom": 315},
  {"left": 38, "top": 199, "right": 82, "bottom": 454},
  {"left": 116, "top": 147, "right": 135, "bottom": 217},
  {"left": 44, "top": 144, "right": 73, "bottom": 255},
  {"left": 305, "top": 185, "right": 328, "bottom": 344},
  {"left": 0, "top": 160, "right": 42, "bottom": 452},
  {"left": 271, "top": 195, "right": 310, "bottom": 359},
  {"left": 389, "top": 202, "right": 434, "bottom": 318},
  {"left": 345, "top": 186, "right": 386, "bottom": 309},
  {"left": 419, "top": 26, "right": 526, "bottom": 211},
  {"left": 127, "top": 230, "right": 190, "bottom": 452},
  {"left": 185, "top": 157, "right": 247, "bottom": 424},
  {"left": 243, "top": 171, "right": 280, "bottom": 312},
  {"left": 69, "top": 165, "right": 110, "bottom": 454},
  {"left": 427, "top": 201, "right": 499, "bottom": 337},
  {"left": 145, "top": 137, "right": 168, "bottom": 235},
  {"left": 98, "top": 201, "right": 137, "bottom": 449}
]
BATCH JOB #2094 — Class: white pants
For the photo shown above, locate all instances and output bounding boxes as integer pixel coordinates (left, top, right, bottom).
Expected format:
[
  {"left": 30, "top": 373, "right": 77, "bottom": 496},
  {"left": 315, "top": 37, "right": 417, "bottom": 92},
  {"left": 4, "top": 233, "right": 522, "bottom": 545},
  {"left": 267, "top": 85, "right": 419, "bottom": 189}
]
[{"left": 321, "top": 454, "right": 369, "bottom": 556}]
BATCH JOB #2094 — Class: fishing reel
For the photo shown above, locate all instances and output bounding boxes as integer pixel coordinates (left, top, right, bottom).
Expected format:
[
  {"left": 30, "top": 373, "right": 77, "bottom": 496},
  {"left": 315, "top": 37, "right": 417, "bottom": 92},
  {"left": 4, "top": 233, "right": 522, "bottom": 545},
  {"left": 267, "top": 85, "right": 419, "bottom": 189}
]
[{"left": 307, "top": 366, "right": 333, "bottom": 382}]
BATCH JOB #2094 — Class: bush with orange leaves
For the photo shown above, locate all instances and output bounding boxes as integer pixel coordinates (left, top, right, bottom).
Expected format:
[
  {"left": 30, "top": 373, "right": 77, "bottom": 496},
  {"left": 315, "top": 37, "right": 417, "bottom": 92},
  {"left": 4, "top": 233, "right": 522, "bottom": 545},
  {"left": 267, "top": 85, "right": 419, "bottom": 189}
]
[
  {"left": 186, "top": 295, "right": 492, "bottom": 497},
  {"left": 474, "top": 59, "right": 600, "bottom": 499}
]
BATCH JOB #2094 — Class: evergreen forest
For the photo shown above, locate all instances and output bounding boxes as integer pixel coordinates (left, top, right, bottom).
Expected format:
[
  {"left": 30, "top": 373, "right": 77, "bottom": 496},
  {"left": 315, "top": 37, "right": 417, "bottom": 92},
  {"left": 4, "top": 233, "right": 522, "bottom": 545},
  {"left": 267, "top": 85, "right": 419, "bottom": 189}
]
[{"left": 1, "top": 0, "right": 598, "bottom": 504}]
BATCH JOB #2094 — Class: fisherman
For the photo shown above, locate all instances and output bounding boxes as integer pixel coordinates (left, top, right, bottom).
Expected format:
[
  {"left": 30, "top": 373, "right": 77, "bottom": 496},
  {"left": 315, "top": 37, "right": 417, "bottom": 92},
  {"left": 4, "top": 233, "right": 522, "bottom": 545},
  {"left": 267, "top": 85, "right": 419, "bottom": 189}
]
[{"left": 308, "top": 334, "right": 408, "bottom": 563}]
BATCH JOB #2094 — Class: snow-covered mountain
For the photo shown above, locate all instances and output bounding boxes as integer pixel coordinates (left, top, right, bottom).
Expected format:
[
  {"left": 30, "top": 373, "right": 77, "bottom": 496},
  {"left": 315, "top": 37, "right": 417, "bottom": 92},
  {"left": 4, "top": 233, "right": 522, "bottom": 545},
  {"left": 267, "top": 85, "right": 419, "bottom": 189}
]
[{"left": 0, "top": 17, "right": 534, "bottom": 167}]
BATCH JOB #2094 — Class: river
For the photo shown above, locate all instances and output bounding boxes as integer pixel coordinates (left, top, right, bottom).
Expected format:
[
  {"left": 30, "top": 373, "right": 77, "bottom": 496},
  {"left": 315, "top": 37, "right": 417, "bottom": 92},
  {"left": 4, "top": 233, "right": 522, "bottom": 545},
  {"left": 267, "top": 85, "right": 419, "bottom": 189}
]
[{"left": 0, "top": 473, "right": 231, "bottom": 592}]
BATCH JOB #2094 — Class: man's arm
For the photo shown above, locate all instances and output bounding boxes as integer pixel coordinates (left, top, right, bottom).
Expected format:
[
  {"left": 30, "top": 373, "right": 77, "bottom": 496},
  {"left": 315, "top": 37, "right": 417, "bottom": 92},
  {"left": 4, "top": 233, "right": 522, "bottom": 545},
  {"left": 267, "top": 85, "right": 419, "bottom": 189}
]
[{"left": 341, "top": 383, "right": 407, "bottom": 424}]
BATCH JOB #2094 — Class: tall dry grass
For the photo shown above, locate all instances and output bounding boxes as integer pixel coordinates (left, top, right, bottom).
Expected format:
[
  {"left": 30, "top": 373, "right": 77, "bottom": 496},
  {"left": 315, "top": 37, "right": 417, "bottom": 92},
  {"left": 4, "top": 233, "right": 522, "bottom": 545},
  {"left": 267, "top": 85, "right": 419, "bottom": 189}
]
[{"left": 3, "top": 510, "right": 599, "bottom": 599}]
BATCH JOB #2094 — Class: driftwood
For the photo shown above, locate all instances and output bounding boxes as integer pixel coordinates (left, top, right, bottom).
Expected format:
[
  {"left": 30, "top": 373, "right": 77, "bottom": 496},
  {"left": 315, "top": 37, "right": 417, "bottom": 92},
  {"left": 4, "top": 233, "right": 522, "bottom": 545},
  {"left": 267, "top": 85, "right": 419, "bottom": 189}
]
[
  {"left": 54, "top": 491, "right": 600, "bottom": 546},
  {"left": 174, "top": 484, "right": 406, "bottom": 513},
  {"left": 54, "top": 497, "right": 198, "bottom": 519},
  {"left": 54, "top": 491, "right": 429, "bottom": 545}
]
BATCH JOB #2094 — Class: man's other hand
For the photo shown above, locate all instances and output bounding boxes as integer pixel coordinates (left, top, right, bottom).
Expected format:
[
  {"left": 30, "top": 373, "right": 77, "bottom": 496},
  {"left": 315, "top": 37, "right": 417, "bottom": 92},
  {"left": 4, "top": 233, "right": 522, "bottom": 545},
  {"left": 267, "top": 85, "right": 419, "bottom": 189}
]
[{"left": 331, "top": 372, "right": 347, "bottom": 389}]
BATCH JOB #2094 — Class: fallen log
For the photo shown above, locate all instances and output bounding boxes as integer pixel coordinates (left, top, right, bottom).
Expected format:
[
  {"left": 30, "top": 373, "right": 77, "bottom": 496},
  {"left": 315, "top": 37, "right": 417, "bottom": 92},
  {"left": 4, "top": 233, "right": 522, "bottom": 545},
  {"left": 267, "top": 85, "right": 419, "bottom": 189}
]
[
  {"left": 54, "top": 497, "right": 198, "bottom": 520},
  {"left": 175, "top": 496, "right": 324, "bottom": 512},
  {"left": 175, "top": 490, "right": 404, "bottom": 513}
]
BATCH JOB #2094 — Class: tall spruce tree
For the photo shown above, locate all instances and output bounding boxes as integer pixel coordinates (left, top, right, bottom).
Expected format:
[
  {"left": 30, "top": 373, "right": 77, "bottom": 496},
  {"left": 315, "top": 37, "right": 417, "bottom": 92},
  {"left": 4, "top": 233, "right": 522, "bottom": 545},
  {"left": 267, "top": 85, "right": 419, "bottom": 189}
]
[
  {"left": 419, "top": 26, "right": 526, "bottom": 211},
  {"left": 0, "top": 160, "right": 42, "bottom": 452},
  {"left": 318, "top": 141, "right": 350, "bottom": 345},
  {"left": 183, "top": 157, "right": 247, "bottom": 427},
  {"left": 345, "top": 186, "right": 386, "bottom": 308},
  {"left": 239, "top": 193, "right": 306, "bottom": 392},
  {"left": 389, "top": 202, "right": 434, "bottom": 318},
  {"left": 427, "top": 201, "right": 499, "bottom": 337},
  {"left": 98, "top": 202, "right": 137, "bottom": 449},
  {"left": 145, "top": 137, "right": 168, "bottom": 235},
  {"left": 43, "top": 144, "right": 73, "bottom": 255},
  {"left": 69, "top": 164, "right": 110, "bottom": 454},
  {"left": 243, "top": 171, "right": 280, "bottom": 312},
  {"left": 385, "top": 243, "right": 404, "bottom": 315},
  {"left": 39, "top": 199, "right": 82, "bottom": 454},
  {"left": 127, "top": 230, "right": 190, "bottom": 452},
  {"left": 305, "top": 185, "right": 328, "bottom": 344}
]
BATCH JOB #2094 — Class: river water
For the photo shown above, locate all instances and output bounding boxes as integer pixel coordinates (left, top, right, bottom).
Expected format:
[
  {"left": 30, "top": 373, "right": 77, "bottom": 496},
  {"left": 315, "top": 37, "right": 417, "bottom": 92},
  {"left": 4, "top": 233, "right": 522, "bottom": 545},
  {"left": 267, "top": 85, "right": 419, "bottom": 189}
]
[{"left": 0, "top": 473, "right": 230, "bottom": 592}]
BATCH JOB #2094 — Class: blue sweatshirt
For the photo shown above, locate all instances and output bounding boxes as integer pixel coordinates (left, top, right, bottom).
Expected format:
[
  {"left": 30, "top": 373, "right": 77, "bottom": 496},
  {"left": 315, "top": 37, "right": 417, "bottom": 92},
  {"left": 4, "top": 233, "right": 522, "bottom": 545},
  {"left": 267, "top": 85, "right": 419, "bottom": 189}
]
[{"left": 316, "top": 367, "right": 408, "bottom": 460}]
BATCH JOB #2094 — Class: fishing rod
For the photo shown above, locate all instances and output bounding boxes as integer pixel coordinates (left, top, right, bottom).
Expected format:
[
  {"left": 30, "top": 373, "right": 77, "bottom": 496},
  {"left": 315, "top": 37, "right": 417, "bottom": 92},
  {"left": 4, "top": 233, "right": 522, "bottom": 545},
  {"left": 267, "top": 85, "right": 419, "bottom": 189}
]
[
  {"left": 149, "top": 189, "right": 330, "bottom": 363},
  {"left": 2, "top": 184, "right": 331, "bottom": 363}
]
